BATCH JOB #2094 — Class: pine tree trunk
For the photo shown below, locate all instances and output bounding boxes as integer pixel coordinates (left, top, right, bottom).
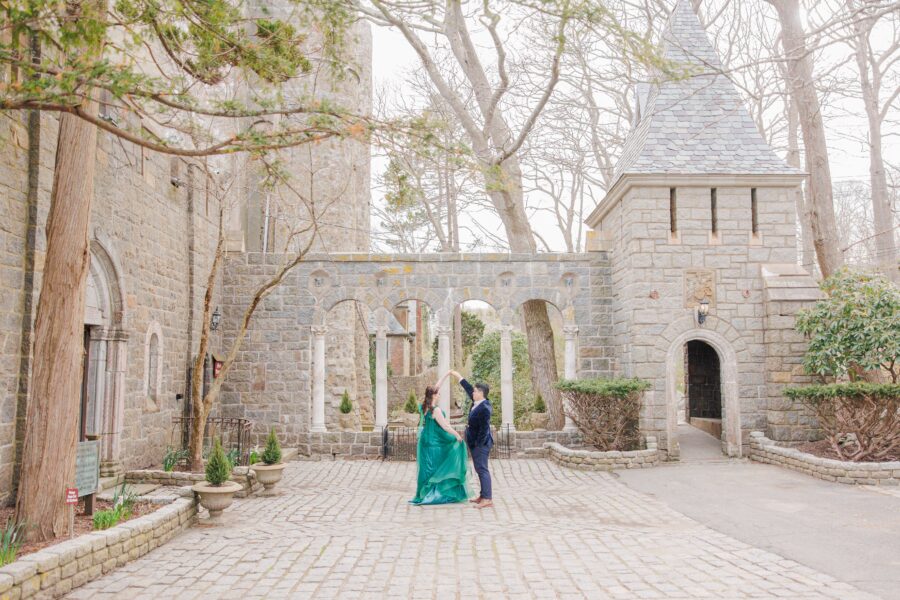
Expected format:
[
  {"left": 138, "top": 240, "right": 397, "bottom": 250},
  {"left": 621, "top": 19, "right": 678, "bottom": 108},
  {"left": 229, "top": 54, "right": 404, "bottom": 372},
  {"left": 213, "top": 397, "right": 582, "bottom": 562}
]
[
  {"left": 770, "top": 0, "right": 843, "bottom": 278},
  {"left": 16, "top": 110, "right": 98, "bottom": 541}
]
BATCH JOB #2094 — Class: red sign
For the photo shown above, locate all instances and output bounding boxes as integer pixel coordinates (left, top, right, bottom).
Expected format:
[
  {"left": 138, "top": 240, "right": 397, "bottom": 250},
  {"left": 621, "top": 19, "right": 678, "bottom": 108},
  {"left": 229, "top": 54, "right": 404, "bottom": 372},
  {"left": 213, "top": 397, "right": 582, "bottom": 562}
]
[{"left": 65, "top": 488, "right": 79, "bottom": 505}]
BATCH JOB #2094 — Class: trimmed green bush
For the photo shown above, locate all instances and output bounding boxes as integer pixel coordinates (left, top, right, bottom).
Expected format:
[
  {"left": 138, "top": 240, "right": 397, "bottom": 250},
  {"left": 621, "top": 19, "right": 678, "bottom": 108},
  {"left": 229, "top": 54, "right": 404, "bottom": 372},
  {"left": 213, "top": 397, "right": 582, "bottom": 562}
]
[
  {"left": 404, "top": 390, "right": 418, "bottom": 414},
  {"left": 532, "top": 394, "right": 547, "bottom": 413},
  {"left": 205, "top": 437, "right": 233, "bottom": 486},
  {"left": 795, "top": 268, "right": 900, "bottom": 382},
  {"left": 339, "top": 390, "right": 353, "bottom": 414},
  {"left": 262, "top": 427, "right": 282, "bottom": 465},
  {"left": 784, "top": 382, "right": 900, "bottom": 461},
  {"left": 556, "top": 378, "right": 651, "bottom": 451}
]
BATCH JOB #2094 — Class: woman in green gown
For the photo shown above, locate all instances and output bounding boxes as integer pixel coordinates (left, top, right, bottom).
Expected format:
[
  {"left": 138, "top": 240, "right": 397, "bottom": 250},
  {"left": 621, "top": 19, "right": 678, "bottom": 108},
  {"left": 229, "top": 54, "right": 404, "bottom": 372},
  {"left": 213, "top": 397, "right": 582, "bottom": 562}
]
[{"left": 409, "top": 377, "right": 472, "bottom": 505}]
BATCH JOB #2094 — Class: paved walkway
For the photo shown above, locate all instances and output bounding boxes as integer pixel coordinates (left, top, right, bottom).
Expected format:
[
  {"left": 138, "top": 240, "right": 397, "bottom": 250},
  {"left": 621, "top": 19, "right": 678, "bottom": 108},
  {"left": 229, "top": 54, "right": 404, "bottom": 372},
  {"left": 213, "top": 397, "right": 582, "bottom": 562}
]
[
  {"left": 617, "top": 449, "right": 900, "bottom": 600},
  {"left": 66, "top": 459, "right": 883, "bottom": 599}
]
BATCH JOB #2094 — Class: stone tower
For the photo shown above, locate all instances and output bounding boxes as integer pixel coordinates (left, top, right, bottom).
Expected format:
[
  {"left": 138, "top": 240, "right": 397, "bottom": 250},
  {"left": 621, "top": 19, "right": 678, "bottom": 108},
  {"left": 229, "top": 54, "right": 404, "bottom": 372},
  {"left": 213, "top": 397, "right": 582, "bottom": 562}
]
[
  {"left": 586, "top": 1, "right": 819, "bottom": 458},
  {"left": 222, "top": 16, "right": 375, "bottom": 429}
]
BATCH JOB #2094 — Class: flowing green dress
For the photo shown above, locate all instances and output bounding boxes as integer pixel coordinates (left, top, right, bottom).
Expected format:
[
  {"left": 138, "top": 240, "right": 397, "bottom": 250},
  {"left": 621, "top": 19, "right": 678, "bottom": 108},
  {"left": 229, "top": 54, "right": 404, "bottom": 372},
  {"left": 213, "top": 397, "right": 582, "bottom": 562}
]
[{"left": 409, "top": 409, "right": 472, "bottom": 505}]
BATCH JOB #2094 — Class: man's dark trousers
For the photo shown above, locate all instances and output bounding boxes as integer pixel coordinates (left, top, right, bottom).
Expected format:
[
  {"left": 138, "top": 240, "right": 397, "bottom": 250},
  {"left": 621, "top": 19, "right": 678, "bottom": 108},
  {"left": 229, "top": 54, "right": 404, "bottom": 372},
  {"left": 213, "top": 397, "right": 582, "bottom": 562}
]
[{"left": 470, "top": 444, "right": 492, "bottom": 499}]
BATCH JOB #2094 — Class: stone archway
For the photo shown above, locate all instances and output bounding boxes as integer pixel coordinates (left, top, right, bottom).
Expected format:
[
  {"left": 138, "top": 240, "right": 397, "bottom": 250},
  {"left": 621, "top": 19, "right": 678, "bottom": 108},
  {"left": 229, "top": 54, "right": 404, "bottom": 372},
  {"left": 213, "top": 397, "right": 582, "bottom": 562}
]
[
  {"left": 662, "top": 322, "right": 743, "bottom": 458},
  {"left": 84, "top": 238, "right": 128, "bottom": 476}
]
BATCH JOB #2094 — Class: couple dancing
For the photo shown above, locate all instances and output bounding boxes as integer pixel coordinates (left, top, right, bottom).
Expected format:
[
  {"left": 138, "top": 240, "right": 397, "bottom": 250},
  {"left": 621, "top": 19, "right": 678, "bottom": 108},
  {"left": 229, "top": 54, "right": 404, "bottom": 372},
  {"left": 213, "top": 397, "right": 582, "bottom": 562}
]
[{"left": 409, "top": 370, "right": 493, "bottom": 509}]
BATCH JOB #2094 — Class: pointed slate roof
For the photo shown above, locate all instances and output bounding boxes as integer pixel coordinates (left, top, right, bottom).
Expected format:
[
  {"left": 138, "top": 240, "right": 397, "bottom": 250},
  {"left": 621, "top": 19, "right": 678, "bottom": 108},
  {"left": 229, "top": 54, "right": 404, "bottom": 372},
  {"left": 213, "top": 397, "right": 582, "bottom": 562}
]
[{"left": 611, "top": 1, "right": 800, "bottom": 182}]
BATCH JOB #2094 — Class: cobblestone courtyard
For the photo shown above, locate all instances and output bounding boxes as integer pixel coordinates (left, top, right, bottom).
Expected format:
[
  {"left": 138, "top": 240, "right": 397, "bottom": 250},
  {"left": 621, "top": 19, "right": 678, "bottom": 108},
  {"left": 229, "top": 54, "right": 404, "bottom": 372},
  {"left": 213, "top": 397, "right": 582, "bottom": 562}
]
[{"left": 67, "top": 460, "right": 878, "bottom": 599}]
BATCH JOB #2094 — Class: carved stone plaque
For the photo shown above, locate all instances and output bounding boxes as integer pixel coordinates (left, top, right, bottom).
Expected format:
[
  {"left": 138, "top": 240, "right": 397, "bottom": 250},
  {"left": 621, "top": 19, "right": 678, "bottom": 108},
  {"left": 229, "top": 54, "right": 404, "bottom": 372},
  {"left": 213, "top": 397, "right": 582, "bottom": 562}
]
[{"left": 684, "top": 269, "right": 715, "bottom": 308}]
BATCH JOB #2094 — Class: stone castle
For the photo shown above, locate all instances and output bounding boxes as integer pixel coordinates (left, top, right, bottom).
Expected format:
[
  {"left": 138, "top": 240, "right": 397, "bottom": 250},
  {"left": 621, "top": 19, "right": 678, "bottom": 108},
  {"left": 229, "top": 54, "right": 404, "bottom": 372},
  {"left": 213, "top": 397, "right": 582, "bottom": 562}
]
[{"left": 0, "top": 2, "right": 821, "bottom": 503}]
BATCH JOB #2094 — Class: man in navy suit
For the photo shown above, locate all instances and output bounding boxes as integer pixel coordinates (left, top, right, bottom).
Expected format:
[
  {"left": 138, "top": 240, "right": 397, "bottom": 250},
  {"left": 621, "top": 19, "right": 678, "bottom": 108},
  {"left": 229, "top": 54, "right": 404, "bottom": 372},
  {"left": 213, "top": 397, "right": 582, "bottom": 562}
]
[{"left": 449, "top": 370, "right": 493, "bottom": 508}]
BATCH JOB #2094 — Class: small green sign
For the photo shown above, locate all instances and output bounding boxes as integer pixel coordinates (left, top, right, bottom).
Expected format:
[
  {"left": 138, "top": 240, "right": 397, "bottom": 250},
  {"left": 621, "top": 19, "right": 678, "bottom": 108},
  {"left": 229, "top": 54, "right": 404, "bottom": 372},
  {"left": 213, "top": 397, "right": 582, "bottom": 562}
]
[{"left": 75, "top": 440, "right": 100, "bottom": 497}]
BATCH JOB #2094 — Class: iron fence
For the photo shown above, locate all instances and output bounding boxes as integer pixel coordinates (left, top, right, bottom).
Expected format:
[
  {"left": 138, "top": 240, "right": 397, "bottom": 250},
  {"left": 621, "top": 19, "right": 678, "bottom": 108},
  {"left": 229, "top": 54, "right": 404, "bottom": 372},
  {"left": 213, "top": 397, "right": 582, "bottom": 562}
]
[
  {"left": 380, "top": 423, "right": 512, "bottom": 461},
  {"left": 172, "top": 415, "right": 253, "bottom": 466}
]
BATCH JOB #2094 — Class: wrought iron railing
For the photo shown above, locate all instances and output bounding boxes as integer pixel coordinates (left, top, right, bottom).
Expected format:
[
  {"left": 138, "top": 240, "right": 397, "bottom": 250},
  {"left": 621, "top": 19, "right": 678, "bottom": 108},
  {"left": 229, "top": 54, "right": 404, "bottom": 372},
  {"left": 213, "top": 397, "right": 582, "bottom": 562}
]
[
  {"left": 172, "top": 416, "right": 253, "bottom": 466},
  {"left": 381, "top": 423, "right": 512, "bottom": 461}
]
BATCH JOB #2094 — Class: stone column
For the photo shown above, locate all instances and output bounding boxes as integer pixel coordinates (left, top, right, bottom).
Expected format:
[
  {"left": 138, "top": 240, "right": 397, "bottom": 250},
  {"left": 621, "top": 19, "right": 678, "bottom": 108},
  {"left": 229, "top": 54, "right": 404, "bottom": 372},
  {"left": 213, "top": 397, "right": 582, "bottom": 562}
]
[
  {"left": 563, "top": 326, "right": 579, "bottom": 432},
  {"left": 311, "top": 326, "right": 327, "bottom": 433},
  {"left": 436, "top": 325, "right": 452, "bottom": 415},
  {"left": 500, "top": 326, "right": 515, "bottom": 432},
  {"left": 375, "top": 326, "right": 388, "bottom": 429},
  {"left": 100, "top": 332, "right": 127, "bottom": 477}
]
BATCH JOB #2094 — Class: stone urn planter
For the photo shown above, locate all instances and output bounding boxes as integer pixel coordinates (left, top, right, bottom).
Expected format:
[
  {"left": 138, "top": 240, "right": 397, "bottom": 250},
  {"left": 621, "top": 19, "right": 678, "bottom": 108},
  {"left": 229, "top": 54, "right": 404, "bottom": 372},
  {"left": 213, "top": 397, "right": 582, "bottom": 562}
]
[
  {"left": 398, "top": 412, "right": 420, "bottom": 428},
  {"left": 251, "top": 462, "right": 285, "bottom": 495},
  {"left": 338, "top": 412, "right": 358, "bottom": 431},
  {"left": 192, "top": 480, "right": 242, "bottom": 518},
  {"left": 530, "top": 412, "right": 550, "bottom": 430}
]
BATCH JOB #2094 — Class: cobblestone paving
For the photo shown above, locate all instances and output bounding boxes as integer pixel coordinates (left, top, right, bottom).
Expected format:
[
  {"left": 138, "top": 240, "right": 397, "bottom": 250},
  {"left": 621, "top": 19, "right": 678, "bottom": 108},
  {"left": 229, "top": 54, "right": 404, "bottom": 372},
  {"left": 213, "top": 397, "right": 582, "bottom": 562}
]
[{"left": 67, "top": 460, "right": 876, "bottom": 599}]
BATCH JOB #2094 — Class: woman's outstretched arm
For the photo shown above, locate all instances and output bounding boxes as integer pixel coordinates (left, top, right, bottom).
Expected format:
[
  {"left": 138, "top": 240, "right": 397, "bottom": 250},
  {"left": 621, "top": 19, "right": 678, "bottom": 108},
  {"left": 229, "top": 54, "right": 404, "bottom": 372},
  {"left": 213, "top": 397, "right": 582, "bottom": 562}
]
[
  {"left": 433, "top": 407, "right": 463, "bottom": 442},
  {"left": 434, "top": 370, "right": 452, "bottom": 390}
]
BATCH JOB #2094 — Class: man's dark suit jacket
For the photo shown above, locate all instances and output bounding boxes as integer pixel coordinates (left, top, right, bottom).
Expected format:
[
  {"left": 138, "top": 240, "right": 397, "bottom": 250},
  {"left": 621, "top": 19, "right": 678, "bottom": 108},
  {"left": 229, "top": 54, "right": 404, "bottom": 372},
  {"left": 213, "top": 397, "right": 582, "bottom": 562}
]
[{"left": 461, "top": 379, "right": 494, "bottom": 449}]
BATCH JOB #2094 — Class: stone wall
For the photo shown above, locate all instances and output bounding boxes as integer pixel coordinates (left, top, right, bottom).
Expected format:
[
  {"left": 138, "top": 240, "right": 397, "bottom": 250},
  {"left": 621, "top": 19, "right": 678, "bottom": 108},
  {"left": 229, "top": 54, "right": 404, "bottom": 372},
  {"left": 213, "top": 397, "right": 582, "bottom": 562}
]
[
  {"left": 750, "top": 432, "right": 900, "bottom": 486},
  {"left": 760, "top": 267, "right": 822, "bottom": 442},
  {"left": 592, "top": 177, "right": 806, "bottom": 458},
  {"left": 544, "top": 438, "right": 659, "bottom": 470},
  {"left": 0, "top": 111, "right": 225, "bottom": 503},
  {"left": 0, "top": 497, "right": 196, "bottom": 599},
  {"left": 220, "top": 253, "right": 615, "bottom": 444}
]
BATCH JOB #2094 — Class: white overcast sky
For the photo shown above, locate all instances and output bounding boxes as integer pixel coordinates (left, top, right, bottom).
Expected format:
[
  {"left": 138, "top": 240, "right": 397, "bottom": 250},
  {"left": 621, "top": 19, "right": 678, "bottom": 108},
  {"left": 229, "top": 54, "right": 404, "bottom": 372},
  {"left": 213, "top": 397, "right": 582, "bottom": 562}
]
[{"left": 367, "top": 15, "right": 890, "bottom": 252}]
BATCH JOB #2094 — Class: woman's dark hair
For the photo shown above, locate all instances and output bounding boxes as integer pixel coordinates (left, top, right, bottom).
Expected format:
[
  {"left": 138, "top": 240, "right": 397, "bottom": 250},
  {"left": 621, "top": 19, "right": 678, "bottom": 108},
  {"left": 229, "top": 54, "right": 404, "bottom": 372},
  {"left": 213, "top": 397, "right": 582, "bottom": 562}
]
[{"left": 422, "top": 386, "right": 438, "bottom": 414}]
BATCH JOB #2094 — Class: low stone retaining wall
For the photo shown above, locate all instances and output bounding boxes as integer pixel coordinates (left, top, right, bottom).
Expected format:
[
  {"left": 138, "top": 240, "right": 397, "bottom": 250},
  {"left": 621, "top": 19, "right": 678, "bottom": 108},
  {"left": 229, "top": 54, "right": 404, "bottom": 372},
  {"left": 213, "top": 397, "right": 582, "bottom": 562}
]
[
  {"left": 300, "top": 432, "right": 384, "bottom": 459},
  {"left": 0, "top": 497, "right": 196, "bottom": 599},
  {"left": 512, "top": 431, "right": 582, "bottom": 457},
  {"left": 750, "top": 432, "right": 900, "bottom": 486},
  {"left": 544, "top": 438, "right": 659, "bottom": 470}
]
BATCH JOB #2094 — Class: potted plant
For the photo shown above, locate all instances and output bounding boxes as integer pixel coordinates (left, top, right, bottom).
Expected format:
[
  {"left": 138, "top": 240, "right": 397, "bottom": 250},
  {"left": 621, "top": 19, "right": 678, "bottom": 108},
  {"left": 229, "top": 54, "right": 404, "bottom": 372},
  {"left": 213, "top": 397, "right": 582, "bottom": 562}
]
[
  {"left": 530, "top": 394, "right": 550, "bottom": 430},
  {"left": 251, "top": 428, "right": 285, "bottom": 495},
  {"left": 192, "top": 437, "right": 242, "bottom": 519},
  {"left": 338, "top": 390, "right": 357, "bottom": 430},
  {"left": 401, "top": 390, "right": 421, "bottom": 427}
]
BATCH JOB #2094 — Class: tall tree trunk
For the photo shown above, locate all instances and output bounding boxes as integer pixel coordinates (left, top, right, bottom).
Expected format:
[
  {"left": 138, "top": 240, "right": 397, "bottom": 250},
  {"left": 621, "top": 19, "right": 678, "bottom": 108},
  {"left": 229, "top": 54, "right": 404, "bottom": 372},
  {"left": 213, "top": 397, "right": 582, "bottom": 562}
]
[
  {"left": 850, "top": 8, "right": 898, "bottom": 280},
  {"left": 787, "top": 99, "right": 816, "bottom": 273},
  {"left": 16, "top": 109, "right": 98, "bottom": 541},
  {"left": 488, "top": 157, "right": 564, "bottom": 429},
  {"left": 770, "top": 0, "right": 843, "bottom": 278}
]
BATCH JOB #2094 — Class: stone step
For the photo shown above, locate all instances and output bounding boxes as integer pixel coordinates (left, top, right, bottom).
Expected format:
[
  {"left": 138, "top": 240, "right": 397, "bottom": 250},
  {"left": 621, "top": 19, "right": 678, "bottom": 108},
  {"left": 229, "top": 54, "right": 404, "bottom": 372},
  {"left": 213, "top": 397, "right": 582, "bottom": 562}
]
[{"left": 98, "top": 483, "right": 160, "bottom": 501}]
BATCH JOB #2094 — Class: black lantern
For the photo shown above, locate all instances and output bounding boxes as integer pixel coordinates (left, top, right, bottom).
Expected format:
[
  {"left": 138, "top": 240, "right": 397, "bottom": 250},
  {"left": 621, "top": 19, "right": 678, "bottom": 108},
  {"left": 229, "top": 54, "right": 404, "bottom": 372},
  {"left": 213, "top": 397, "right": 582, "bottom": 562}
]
[
  {"left": 210, "top": 306, "right": 221, "bottom": 331},
  {"left": 697, "top": 298, "right": 710, "bottom": 325}
]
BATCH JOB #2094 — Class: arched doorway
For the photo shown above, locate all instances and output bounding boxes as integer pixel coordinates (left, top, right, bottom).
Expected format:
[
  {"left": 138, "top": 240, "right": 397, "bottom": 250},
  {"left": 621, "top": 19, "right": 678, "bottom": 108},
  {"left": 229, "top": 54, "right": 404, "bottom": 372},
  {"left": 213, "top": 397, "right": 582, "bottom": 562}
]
[
  {"left": 81, "top": 240, "right": 127, "bottom": 476},
  {"left": 684, "top": 340, "right": 722, "bottom": 438},
  {"left": 665, "top": 327, "right": 741, "bottom": 459}
]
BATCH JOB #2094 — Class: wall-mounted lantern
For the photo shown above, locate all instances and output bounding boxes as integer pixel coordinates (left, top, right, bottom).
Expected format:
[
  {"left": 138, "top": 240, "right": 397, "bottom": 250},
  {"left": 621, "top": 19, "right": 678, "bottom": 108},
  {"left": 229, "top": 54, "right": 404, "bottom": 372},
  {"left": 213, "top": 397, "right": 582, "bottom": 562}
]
[
  {"left": 697, "top": 298, "right": 710, "bottom": 326},
  {"left": 210, "top": 306, "right": 221, "bottom": 331}
]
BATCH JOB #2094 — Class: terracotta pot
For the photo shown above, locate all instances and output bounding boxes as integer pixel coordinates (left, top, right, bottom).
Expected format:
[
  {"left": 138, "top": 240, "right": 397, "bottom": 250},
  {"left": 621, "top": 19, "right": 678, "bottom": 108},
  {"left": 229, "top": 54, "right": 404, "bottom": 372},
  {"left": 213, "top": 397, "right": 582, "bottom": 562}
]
[
  {"left": 530, "top": 412, "right": 550, "bottom": 430},
  {"left": 192, "top": 480, "right": 242, "bottom": 518},
  {"left": 251, "top": 462, "right": 285, "bottom": 493}
]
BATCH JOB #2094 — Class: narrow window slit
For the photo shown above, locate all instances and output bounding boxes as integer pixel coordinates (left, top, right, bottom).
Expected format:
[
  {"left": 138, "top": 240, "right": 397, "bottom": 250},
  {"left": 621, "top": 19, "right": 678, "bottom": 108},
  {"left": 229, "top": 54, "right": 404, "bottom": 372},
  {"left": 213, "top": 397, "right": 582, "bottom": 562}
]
[
  {"left": 669, "top": 188, "right": 677, "bottom": 234},
  {"left": 710, "top": 188, "right": 718, "bottom": 235},
  {"left": 751, "top": 188, "right": 759, "bottom": 235}
]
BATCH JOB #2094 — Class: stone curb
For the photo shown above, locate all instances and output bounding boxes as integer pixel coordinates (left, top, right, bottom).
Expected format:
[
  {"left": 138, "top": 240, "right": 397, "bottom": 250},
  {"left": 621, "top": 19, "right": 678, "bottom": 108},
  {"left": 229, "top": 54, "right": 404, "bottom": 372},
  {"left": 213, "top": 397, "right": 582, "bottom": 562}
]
[
  {"left": 749, "top": 431, "right": 900, "bottom": 486},
  {"left": 543, "top": 438, "right": 660, "bottom": 471},
  {"left": 0, "top": 497, "right": 197, "bottom": 599}
]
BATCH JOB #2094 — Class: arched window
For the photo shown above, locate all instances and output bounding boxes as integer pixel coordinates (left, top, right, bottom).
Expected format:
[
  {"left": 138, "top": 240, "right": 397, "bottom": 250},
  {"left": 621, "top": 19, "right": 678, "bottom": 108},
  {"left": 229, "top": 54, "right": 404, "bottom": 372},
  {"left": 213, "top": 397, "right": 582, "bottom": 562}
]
[
  {"left": 148, "top": 333, "right": 159, "bottom": 401},
  {"left": 144, "top": 322, "right": 164, "bottom": 410}
]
